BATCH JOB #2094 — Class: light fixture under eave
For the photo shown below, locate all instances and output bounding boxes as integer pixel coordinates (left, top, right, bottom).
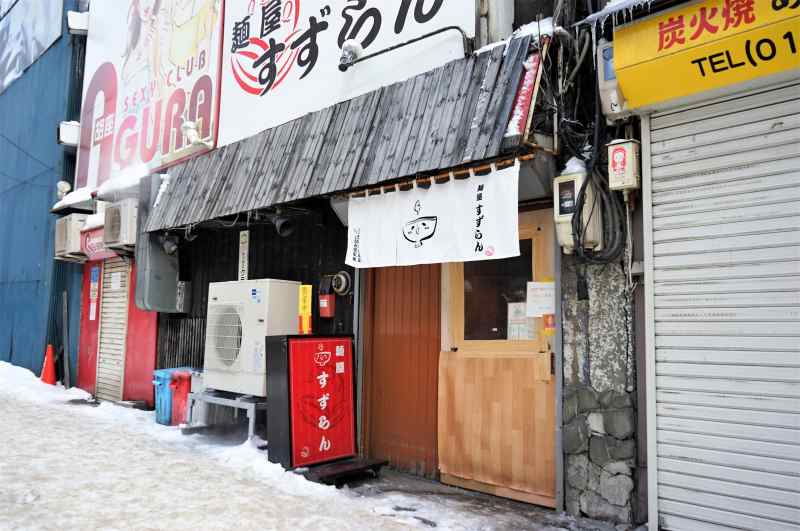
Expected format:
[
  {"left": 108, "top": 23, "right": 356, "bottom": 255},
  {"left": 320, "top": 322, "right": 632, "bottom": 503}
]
[
  {"left": 338, "top": 39, "right": 364, "bottom": 71},
  {"left": 160, "top": 233, "right": 180, "bottom": 256},
  {"left": 339, "top": 26, "right": 472, "bottom": 72},
  {"left": 270, "top": 214, "right": 296, "bottom": 238},
  {"left": 56, "top": 181, "right": 72, "bottom": 200}
]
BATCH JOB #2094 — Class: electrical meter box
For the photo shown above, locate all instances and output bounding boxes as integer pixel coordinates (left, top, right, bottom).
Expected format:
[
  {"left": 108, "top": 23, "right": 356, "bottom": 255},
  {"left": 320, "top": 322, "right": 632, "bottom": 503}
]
[
  {"left": 607, "top": 139, "right": 641, "bottom": 191},
  {"left": 597, "top": 39, "right": 629, "bottom": 122},
  {"left": 553, "top": 172, "right": 603, "bottom": 255}
]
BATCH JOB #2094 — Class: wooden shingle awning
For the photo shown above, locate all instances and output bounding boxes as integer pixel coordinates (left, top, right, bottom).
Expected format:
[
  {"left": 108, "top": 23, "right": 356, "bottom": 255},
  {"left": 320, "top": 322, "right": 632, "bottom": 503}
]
[{"left": 146, "top": 34, "right": 535, "bottom": 232}]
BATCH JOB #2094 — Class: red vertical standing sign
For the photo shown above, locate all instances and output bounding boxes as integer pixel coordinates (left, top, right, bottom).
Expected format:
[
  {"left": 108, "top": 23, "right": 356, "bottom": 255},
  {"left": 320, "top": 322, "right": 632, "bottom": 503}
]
[{"left": 289, "top": 337, "right": 355, "bottom": 467}]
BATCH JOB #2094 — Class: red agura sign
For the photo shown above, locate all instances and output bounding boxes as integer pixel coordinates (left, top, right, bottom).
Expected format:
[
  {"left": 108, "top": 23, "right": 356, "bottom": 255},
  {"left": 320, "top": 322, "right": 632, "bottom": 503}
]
[
  {"left": 289, "top": 337, "right": 355, "bottom": 467},
  {"left": 81, "top": 228, "right": 118, "bottom": 261}
]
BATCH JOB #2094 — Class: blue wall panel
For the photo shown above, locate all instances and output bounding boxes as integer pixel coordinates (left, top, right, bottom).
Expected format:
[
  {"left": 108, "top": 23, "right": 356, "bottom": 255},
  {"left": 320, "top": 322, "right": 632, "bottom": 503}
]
[{"left": 0, "top": 0, "right": 82, "bottom": 378}]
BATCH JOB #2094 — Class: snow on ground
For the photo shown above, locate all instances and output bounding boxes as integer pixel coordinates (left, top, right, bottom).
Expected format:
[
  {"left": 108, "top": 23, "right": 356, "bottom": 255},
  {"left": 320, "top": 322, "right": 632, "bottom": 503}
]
[{"left": 0, "top": 362, "right": 613, "bottom": 531}]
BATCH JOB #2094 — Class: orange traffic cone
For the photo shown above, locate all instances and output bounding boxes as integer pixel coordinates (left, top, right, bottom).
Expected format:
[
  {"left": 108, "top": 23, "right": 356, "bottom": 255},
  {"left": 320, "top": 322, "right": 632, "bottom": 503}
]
[{"left": 40, "top": 344, "right": 56, "bottom": 385}]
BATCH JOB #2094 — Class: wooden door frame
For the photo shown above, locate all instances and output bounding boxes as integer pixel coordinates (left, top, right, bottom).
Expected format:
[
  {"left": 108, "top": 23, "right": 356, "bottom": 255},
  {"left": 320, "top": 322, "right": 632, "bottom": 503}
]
[
  {"left": 440, "top": 205, "right": 564, "bottom": 510},
  {"left": 360, "top": 269, "right": 376, "bottom": 457}
]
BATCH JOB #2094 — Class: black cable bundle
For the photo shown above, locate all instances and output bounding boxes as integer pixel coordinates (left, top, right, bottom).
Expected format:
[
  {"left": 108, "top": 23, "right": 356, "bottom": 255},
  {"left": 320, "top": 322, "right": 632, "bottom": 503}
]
[{"left": 570, "top": 81, "right": 626, "bottom": 265}]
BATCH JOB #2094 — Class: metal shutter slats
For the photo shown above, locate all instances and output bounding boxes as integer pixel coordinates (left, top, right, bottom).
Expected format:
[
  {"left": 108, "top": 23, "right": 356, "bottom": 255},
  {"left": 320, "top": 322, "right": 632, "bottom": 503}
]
[
  {"left": 647, "top": 82, "right": 800, "bottom": 531},
  {"left": 95, "top": 257, "right": 129, "bottom": 402}
]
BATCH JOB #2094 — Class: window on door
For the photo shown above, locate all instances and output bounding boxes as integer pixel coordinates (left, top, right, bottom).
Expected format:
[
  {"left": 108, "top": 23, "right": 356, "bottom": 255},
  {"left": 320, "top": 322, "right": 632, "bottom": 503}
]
[
  {"left": 463, "top": 239, "right": 533, "bottom": 341},
  {"left": 447, "top": 209, "right": 552, "bottom": 353}
]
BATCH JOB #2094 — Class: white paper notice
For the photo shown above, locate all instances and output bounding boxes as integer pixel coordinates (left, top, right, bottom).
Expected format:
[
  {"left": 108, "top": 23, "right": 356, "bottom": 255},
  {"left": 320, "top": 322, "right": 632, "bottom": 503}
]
[
  {"left": 507, "top": 302, "right": 534, "bottom": 340},
  {"left": 111, "top": 272, "right": 122, "bottom": 291},
  {"left": 89, "top": 302, "right": 97, "bottom": 321},
  {"left": 526, "top": 282, "right": 556, "bottom": 317}
]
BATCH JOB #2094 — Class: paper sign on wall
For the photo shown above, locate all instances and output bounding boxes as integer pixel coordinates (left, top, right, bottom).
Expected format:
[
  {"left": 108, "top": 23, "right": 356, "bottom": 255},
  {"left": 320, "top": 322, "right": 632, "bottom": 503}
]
[
  {"left": 239, "top": 230, "right": 250, "bottom": 281},
  {"left": 507, "top": 303, "right": 535, "bottom": 341},
  {"left": 298, "top": 284, "right": 313, "bottom": 335},
  {"left": 111, "top": 272, "right": 122, "bottom": 291},
  {"left": 346, "top": 162, "right": 520, "bottom": 268},
  {"left": 526, "top": 282, "right": 555, "bottom": 317}
]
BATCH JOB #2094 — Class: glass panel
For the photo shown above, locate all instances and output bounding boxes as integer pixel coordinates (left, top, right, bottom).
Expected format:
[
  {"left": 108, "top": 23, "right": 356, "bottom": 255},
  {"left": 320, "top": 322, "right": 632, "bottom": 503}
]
[{"left": 464, "top": 239, "right": 533, "bottom": 341}]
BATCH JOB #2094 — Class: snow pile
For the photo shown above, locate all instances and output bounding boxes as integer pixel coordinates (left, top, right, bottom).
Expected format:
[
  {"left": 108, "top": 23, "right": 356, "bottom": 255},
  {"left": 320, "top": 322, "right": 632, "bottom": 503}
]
[
  {"left": 95, "top": 165, "right": 146, "bottom": 202},
  {"left": 475, "top": 17, "right": 554, "bottom": 55},
  {"left": 153, "top": 173, "right": 172, "bottom": 208},
  {"left": 0, "top": 362, "right": 337, "bottom": 502},
  {"left": 81, "top": 212, "right": 104, "bottom": 231},
  {"left": 504, "top": 56, "right": 538, "bottom": 138},
  {"left": 515, "top": 18, "right": 555, "bottom": 41},
  {"left": 562, "top": 156, "right": 587, "bottom": 175},
  {"left": 0, "top": 361, "right": 91, "bottom": 405},
  {"left": 0, "top": 362, "right": 602, "bottom": 530}
]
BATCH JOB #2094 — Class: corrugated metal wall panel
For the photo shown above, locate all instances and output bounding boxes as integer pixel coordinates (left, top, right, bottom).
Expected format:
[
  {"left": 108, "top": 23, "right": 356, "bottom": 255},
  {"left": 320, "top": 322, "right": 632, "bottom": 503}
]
[
  {"left": 0, "top": 1, "right": 83, "bottom": 377},
  {"left": 95, "top": 258, "right": 129, "bottom": 401},
  {"left": 647, "top": 83, "right": 800, "bottom": 531}
]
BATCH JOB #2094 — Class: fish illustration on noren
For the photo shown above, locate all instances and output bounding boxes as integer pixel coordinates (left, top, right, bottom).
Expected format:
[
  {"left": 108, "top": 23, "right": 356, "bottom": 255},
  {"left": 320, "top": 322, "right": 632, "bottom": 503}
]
[{"left": 403, "top": 216, "right": 438, "bottom": 248}]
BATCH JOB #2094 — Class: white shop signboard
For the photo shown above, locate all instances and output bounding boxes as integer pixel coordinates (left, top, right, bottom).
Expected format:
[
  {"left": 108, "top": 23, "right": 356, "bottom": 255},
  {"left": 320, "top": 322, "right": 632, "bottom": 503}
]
[
  {"left": 218, "top": 0, "right": 475, "bottom": 146},
  {"left": 346, "top": 162, "right": 520, "bottom": 268}
]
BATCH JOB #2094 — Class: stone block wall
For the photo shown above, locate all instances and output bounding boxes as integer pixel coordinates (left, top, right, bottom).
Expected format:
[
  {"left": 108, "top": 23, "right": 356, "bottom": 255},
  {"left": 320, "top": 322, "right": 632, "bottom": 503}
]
[{"left": 561, "top": 256, "right": 638, "bottom": 525}]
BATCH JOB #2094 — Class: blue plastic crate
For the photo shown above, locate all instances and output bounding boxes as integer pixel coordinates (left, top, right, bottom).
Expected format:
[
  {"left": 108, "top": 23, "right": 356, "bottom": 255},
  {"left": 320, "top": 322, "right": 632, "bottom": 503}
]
[{"left": 153, "top": 367, "right": 193, "bottom": 425}]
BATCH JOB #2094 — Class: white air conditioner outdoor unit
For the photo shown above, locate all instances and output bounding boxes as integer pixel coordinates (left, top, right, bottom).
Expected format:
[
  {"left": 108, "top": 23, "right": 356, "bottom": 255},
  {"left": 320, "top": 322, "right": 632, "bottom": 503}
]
[
  {"left": 55, "top": 214, "right": 88, "bottom": 259},
  {"left": 104, "top": 198, "right": 138, "bottom": 249},
  {"left": 203, "top": 279, "right": 300, "bottom": 397}
]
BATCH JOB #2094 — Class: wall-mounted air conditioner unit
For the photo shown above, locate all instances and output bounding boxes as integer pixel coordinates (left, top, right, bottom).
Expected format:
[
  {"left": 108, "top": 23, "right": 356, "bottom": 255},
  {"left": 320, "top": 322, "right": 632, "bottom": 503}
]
[
  {"left": 204, "top": 279, "right": 300, "bottom": 397},
  {"left": 54, "top": 214, "right": 88, "bottom": 260},
  {"left": 104, "top": 198, "right": 138, "bottom": 249}
]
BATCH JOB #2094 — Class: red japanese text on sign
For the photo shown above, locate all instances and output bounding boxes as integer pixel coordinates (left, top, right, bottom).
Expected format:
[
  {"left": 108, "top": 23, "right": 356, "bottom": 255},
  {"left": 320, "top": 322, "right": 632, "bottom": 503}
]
[{"left": 657, "top": 0, "right": 758, "bottom": 51}]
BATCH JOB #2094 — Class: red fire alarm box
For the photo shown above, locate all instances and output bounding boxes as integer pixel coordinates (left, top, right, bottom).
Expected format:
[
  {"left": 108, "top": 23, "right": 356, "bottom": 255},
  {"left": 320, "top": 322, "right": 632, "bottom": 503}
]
[
  {"left": 266, "top": 336, "right": 356, "bottom": 469},
  {"left": 319, "top": 294, "right": 335, "bottom": 318},
  {"left": 319, "top": 276, "right": 335, "bottom": 318}
]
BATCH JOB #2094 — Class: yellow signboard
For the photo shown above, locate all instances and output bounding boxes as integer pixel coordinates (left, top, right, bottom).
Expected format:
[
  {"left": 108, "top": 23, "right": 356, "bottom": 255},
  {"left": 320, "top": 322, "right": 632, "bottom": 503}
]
[{"left": 614, "top": 0, "right": 800, "bottom": 109}]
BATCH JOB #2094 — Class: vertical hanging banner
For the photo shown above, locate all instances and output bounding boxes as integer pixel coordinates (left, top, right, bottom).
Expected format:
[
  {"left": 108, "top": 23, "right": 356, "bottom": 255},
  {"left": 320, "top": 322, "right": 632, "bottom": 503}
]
[
  {"left": 75, "top": 0, "right": 224, "bottom": 191},
  {"left": 218, "top": 0, "right": 475, "bottom": 146},
  {"left": 346, "top": 162, "right": 520, "bottom": 268}
]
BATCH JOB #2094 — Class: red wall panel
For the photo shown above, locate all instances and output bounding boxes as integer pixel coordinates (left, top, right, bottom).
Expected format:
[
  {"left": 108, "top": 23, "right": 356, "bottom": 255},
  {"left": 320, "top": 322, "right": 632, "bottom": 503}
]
[
  {"left": 77, "top": 261, "right": 102, "bottom": 395},
  {"left": 123, "top": 263, "right": 157, "bottom": 406}
]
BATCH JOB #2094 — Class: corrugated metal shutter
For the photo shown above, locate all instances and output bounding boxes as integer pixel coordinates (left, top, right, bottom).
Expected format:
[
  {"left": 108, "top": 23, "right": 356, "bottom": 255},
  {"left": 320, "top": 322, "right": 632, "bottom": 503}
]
[
  {"left": 644, "top": 82, "right": 800, "bottom": 531},
  {"left": 95, "top": 257, "right": 129, "bottom": 401}
]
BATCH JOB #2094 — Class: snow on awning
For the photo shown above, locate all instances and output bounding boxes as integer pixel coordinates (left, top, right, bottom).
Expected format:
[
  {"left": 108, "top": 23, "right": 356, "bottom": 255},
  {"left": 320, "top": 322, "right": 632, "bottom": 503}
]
[
  {"left": 81, "top": 212, "right": 105, "bottom": 232},
  {"left": 51, "top": 188, "right": 94, "bottom": 213},
  {"left": 95, "top": 170, "right": 144, "bottom": 203}
]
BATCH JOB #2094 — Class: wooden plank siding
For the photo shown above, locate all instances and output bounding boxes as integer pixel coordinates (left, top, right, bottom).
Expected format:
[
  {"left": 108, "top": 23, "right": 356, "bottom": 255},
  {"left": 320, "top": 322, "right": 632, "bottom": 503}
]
[{"left": 146, "top": 35, "right": 533, "bottom": 232}]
